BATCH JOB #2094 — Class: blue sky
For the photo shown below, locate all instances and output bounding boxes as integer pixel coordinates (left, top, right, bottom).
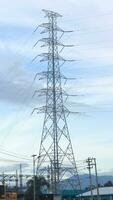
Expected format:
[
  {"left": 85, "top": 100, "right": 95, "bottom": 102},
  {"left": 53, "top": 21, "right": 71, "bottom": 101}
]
[{"left": 0, "top": 0, "right": 113, "bottom": 174}]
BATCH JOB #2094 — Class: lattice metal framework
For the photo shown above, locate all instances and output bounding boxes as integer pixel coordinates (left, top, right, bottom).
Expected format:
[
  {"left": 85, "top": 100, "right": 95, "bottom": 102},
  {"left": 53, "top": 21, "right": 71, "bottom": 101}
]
[{"left": 34, "top": 10, "right": 81, "bottom": 194}]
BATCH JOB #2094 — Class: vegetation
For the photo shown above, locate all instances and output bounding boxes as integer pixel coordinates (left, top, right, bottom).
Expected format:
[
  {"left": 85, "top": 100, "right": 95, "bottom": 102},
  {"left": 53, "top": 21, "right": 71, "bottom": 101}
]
[
  {"left": 25, "top": 176, "right": 49, "bottom": 200},
  {"left": 104, "top": 181, "right": 113, "bottom": 187}
]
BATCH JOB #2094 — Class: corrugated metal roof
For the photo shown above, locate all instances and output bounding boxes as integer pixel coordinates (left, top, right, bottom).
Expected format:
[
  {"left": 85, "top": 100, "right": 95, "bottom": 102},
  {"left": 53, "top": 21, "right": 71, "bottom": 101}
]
[{"left": 81, "top": 187, "right": 113, "bottom": 196}]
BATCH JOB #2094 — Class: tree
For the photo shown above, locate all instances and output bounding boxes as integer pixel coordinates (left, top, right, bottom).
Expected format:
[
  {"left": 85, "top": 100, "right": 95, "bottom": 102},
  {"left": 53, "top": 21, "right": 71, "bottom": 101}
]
[
  {"left": 104, "top": 181, "right": 113, "bottom": 187},
  {"left": 25, "top": 176, "right": 49, "bottom": 200}
]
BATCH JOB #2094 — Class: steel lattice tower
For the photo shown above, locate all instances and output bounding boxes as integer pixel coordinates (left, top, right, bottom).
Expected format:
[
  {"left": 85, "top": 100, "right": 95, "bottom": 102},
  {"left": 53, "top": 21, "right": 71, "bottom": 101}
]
[{"left": 34, "top": 10, "right": 81, "bottom": 194}]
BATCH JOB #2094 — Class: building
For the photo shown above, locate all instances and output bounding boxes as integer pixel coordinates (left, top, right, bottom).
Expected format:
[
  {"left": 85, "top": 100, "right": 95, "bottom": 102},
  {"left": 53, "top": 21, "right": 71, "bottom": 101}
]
[{"left": 81, "top": 187, "right": 113, "bottom": 200}]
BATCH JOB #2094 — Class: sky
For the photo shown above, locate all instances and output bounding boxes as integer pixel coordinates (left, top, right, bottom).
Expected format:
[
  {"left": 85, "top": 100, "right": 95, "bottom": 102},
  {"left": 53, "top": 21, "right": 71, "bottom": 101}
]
[{"left": 0, "top": 0, "right": 113, "bottom": 175}]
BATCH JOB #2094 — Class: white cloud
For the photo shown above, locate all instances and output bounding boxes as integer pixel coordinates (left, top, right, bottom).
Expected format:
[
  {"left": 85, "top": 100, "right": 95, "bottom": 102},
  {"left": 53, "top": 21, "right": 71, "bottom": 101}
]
[{"left": 0, "top": 111, "right": 43, "bottom": 156}]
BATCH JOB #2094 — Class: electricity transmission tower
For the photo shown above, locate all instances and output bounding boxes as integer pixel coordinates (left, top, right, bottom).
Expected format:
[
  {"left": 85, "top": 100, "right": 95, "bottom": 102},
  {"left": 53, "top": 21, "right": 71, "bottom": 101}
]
[{"left": 33, "top": 10, "right": 81, "bottom": 194}]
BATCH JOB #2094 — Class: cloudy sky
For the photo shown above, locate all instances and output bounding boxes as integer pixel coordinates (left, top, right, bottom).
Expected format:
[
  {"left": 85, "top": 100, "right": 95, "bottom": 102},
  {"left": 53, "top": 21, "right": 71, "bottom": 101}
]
[{"left": 0, "top": 0, "right": 113, "bottom": 174}]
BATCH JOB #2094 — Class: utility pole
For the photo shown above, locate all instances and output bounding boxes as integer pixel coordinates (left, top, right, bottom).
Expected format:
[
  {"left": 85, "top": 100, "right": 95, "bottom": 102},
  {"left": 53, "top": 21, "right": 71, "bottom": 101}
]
[
  {"left": 32, "top": 9, "right": 81, "bottom": 195},
  {"left": 32, "top": 154, "right": 37, "bottom": 200},
  {"left": 86, "top": 158, "right": 100, "bottom": 200},
  {"left": 93, "top": 158, "right": 99, "bottom": 199},
  {"left": 86, "top": 158, "right": 93, "bottom": 200},
  {"left": 15, "top": 170, "right": 18, "bottom": 193},
  {"left": 2, "top": 172, "right": 6, "bottom": 198},
  {"left": 19, "top": 164, "right": 23, "bottom": 192}
]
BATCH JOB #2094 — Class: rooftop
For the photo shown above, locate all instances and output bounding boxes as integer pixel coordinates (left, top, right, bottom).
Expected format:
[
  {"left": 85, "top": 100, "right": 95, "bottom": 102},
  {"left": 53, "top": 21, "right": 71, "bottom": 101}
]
[{"left": 81, "top": 187, "right": 113, "bottom": 196}]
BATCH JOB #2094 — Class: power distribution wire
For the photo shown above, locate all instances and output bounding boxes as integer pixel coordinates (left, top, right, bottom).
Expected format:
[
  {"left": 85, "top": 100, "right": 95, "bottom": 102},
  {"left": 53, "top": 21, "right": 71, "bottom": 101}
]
[
  {"left": 63, "top": 10, "right": 113, "bottom": 23},
  {"left": 75, "top": 38, "right": 113, "bottom": 46},
  {"left": 76, "top": 23, "right": 113, "bottom": 31},
  {"left": 0, "top": 44, "right": 40, "bottom": 143},
  {"left": 0, "top": 83, "right": 36, "bottom": 147},
  {"left": 0, "top": 23, "right": 39, "bottom": 82},
  {"left": 0, "top": 150, "right": 31, "bottom": 161},
  {"left": 0, "top": 157, "right": 30, "bottom": 163},
  {"left": 80, "top": 54, "right": 113, "bottom": 61},
  {"left": 0, "top": 25, "right": 41, "bottom": 147},
  {"left": 0, "top": 147, "right": 32, "bottom": 160},
  {"left": 75, "top": 45, "right": 113, "bottom": 51},
  {"left": 0, "top": 23, "right": 41, "bottom": 105},
  {"left": 75, "top": 27, "right": 113, "bottom": 35}
]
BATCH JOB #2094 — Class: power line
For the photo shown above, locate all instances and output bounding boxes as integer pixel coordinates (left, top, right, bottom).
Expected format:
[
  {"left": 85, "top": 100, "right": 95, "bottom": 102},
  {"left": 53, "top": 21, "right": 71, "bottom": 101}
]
[
  {"left": 76, "top": 27, "right": 113, "bottom": 35},
  {"left": 76, "top": 45, "right": 113, "bottom": 51},
  {"left": 0, "top": 150, "right": 31, "bottom": 161},
  {"left": 0, "top": 157, "right": 30, "bottom": 163},
  {"left": 0, "top": 147, "right": 31, "bottom": 159},
  {"left": 0, "top": 71, "right": 38, "bottom": 146},
  {"left": 64, "top": 10, "right": 113, "bottom": 23}
]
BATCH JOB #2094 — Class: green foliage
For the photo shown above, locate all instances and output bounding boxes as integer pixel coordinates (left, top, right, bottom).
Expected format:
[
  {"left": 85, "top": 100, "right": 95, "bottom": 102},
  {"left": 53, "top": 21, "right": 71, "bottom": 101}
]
[
  {"left": 104, "top": 181, "right": 113, "bottom": 187},
  {"left": 25, "top": 175, "right": 49, "bottom": 200}
]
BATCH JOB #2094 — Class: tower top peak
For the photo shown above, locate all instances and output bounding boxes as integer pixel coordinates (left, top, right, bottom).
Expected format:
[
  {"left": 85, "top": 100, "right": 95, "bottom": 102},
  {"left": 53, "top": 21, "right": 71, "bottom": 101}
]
[{"left": 42, "top": 9, "right": 62, "bottom": 18}]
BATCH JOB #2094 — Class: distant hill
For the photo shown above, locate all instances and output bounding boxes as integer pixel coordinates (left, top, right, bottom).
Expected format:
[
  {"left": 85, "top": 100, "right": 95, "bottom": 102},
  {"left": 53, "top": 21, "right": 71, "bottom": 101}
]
[
  {"left": 60, "top": 174, "right": 113, "bottom": 189},
  {"left": 79, "top": 174, "right": 113, "bottom": 188}
]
